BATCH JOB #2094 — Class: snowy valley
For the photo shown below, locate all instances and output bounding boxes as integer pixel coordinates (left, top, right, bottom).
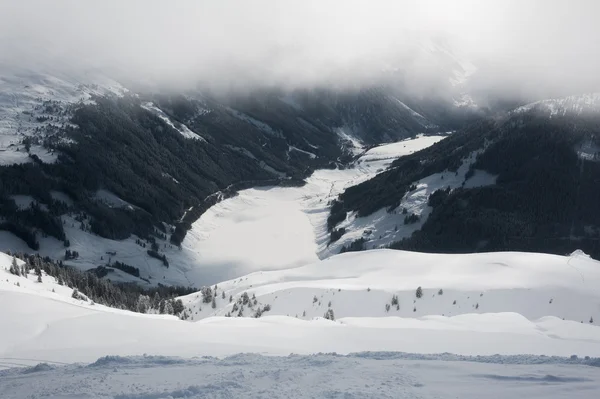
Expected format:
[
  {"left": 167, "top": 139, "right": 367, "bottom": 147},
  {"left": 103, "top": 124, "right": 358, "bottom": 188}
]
[{"left": 2, "top": 4, "right": 600, "bottom": 395}]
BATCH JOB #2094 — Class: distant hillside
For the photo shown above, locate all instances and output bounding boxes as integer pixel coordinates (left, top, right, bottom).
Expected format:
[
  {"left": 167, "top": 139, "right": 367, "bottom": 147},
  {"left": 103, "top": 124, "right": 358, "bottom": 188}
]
[{"left": 328, "top": 101, "right": 600, "bottom": 258}]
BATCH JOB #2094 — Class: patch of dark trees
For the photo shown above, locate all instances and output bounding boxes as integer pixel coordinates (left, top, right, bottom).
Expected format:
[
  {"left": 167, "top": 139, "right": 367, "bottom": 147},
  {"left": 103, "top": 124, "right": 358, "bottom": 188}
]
[{"left": 8, "top": 252, "right": 195, "bottom": 314}]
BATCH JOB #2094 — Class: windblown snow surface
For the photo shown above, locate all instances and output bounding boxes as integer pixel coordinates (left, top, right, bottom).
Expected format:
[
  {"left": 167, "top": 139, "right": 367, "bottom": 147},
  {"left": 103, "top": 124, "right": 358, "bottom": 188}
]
[{"left": 1, "top": 249, "right": 600, "bottom": 397}]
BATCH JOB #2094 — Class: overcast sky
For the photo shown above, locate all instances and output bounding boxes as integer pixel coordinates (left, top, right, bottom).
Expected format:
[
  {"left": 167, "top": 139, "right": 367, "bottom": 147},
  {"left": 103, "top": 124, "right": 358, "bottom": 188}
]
[{"left": 1, "top": 0, "right": 599, "bottom": 97}]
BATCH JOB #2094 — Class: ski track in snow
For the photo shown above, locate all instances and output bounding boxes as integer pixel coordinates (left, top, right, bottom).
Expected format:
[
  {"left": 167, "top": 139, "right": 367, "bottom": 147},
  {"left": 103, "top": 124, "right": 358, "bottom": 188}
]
[{"left": 0, "top": 354, "right": 598, "bottom": 399}]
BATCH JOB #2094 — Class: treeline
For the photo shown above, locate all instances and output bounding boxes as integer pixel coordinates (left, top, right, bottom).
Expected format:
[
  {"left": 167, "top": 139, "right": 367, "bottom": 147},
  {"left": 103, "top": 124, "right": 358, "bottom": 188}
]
[
  {"left": 327, "top": 119, "right": 496, "bottom": 231},
  {"left": 7, "top": 251, "right": 195, "bottom": 316},
  {"left": 0, "top": 94, "right": 330, "bottom": 250},
  {"left": 389, "top": 113, "right": 600, "bottom": 259}
]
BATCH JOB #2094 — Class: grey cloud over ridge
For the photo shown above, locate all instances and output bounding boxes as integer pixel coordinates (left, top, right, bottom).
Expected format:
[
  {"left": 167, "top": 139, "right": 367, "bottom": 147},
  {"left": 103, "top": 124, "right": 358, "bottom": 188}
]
[{"left": 1, "top": 0, "right": 599, "bottom": 97}]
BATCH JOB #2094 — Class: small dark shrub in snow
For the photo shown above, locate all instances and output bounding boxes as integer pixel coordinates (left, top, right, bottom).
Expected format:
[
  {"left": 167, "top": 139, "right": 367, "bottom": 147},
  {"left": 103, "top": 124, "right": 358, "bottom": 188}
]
[
  {"left": 200, "top": 287, "right": 213, "bottom": 303},
  {"left": 9, "top": 256, "right": 20, "bottom": 276},
  {"left": 313, "top": 295, "right": 318, "bottom": 303},
  {"left": 242, "top": 292, "right": 250, "bottom": 305},
  {"left": 591, "top": 317, "right": 594, "bottom": 324},
  {"left": 416, "top": 286, "right": 423, "bottom": 298},
  {"left": 172, "top": 299, "right": 184, "bottom": 315},
  {"left": 404, "top": 213, "right": 419, "bottom": 225},
  {"left": 413, "top": 306, "right": 416, "bottom": 312},
  {"left": 453, "top": 300, "right": 456, "bottom": 305},
  {"left": 324, "top": 309, "right": 335, "bottom": 321},
  {"left": 438, "top": 289, "right": 443, "bottom": 295},
  {"left": 475, "top": 303, "right": 479, "bottom": 309},
  {"left": 328, "top": 301, "right": 332, "bottom": 307},
  {"left": 385, "top": 304, "right": 391, "bottom": 312},
  {"left": 211, "top": 297, "right": 216, "bottom": 309},
  {"left": 222, "top": 291, "right": 226, "bottom": 299},
  {"left": 391, "top": 295, "right": 399, "bottom": 306}
]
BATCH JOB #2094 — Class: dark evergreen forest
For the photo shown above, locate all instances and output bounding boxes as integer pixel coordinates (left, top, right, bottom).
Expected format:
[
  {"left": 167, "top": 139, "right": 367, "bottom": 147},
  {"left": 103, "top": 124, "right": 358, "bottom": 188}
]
[{"left": 330, "top": 111, "right": 600, "bottom": 258}]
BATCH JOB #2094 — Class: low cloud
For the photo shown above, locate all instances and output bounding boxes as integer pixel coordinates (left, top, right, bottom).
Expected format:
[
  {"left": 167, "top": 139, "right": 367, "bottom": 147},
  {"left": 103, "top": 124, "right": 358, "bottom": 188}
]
[{"left": 1, "top": 0, "right": 599, "bottom": 99}]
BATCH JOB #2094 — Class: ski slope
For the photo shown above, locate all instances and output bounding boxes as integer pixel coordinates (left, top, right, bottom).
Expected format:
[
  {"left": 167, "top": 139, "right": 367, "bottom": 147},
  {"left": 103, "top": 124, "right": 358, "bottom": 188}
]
[
  {"left": 1, "top": 249, "right": 600, "bottom": 368},
  {"left": 1, "top": 245, "right": 600, "bottom": 397}
]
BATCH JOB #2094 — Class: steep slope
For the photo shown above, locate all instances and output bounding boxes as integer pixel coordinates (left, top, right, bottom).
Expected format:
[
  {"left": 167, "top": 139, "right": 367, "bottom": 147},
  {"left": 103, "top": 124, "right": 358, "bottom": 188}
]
[
  {"left": 0, "top": 57, "right": 480, "bottom": 285},
  {"left": 329, "top": 98, "right": 600, "bottom": 258},
  {"left": 0, "top": 135, "right": 445, "bottom": 287}
]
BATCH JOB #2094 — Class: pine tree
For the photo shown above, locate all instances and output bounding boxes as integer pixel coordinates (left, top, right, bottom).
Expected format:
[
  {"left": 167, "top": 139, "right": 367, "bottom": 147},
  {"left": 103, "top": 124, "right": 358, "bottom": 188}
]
[
  {"left": 172, "top": 299, "right": 184, "bottom": 315},
  {"left": 164, "top": 300, "right": 174, "bottom": 315},
  {"left": 211, "top": 297, "right": 216, "bottom": 309},
  {"left": 10, "top": 256, "right": 19, "bottom": 276},
  {"left": 324, "top": 308, "right": 335, "bottom": 321},
  {"left": 416, "top": 286, "right": 423, "bottom": 298},
  {"left": 222, "top": 291, "right": 226, "bottom": 299},
  {"left": 37, "top": 274, "right": 43, "bottom": 283}
]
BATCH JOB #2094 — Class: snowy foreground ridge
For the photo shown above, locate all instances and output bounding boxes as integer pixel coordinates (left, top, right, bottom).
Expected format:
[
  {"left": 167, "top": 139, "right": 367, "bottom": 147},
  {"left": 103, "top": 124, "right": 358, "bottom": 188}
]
[
  {"left": 1, "top": 248, "right": 600, "bottom": 396},
  {"left": 1, "top": 354, "right": 599, "bottom": 398}
]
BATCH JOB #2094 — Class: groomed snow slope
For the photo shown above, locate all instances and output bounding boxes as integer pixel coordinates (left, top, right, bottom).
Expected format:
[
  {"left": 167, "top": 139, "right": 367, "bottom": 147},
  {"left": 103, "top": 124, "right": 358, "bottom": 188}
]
[{"left": 1, "top": 250, "right": 600, "bottom": 370}]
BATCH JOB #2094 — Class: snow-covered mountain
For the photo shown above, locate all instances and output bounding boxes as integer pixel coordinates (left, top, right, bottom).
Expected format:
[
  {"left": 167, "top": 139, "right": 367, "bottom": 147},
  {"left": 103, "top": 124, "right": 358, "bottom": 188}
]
[
  {"left": 0, "top": 135, "right": 446, "bottom": 286},
  {"left": 513, "top": 93, "right": 600, "bottom": 117},
  {"left": 1, "top": 248, "right": 599, "bottom": 365},
  {"left": 328, "top": 99, "right": 600, "bottom": 260},
  {"left": 0, "top": 49, "right": 483, "bottom": 286}
]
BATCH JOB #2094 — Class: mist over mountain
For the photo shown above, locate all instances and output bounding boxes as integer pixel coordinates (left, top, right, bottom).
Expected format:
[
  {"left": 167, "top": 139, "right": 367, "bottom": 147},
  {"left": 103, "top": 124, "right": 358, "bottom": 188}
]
[{"left": 2, "top": 0, "right": 599, "bottom": 101}]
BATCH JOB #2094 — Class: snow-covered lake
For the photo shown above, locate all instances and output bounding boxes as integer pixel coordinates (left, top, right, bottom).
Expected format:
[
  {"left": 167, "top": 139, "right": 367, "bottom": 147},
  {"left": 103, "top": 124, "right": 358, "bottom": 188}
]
[{"left": 178, "top": 134, "right": 449, "bottom": 284}]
